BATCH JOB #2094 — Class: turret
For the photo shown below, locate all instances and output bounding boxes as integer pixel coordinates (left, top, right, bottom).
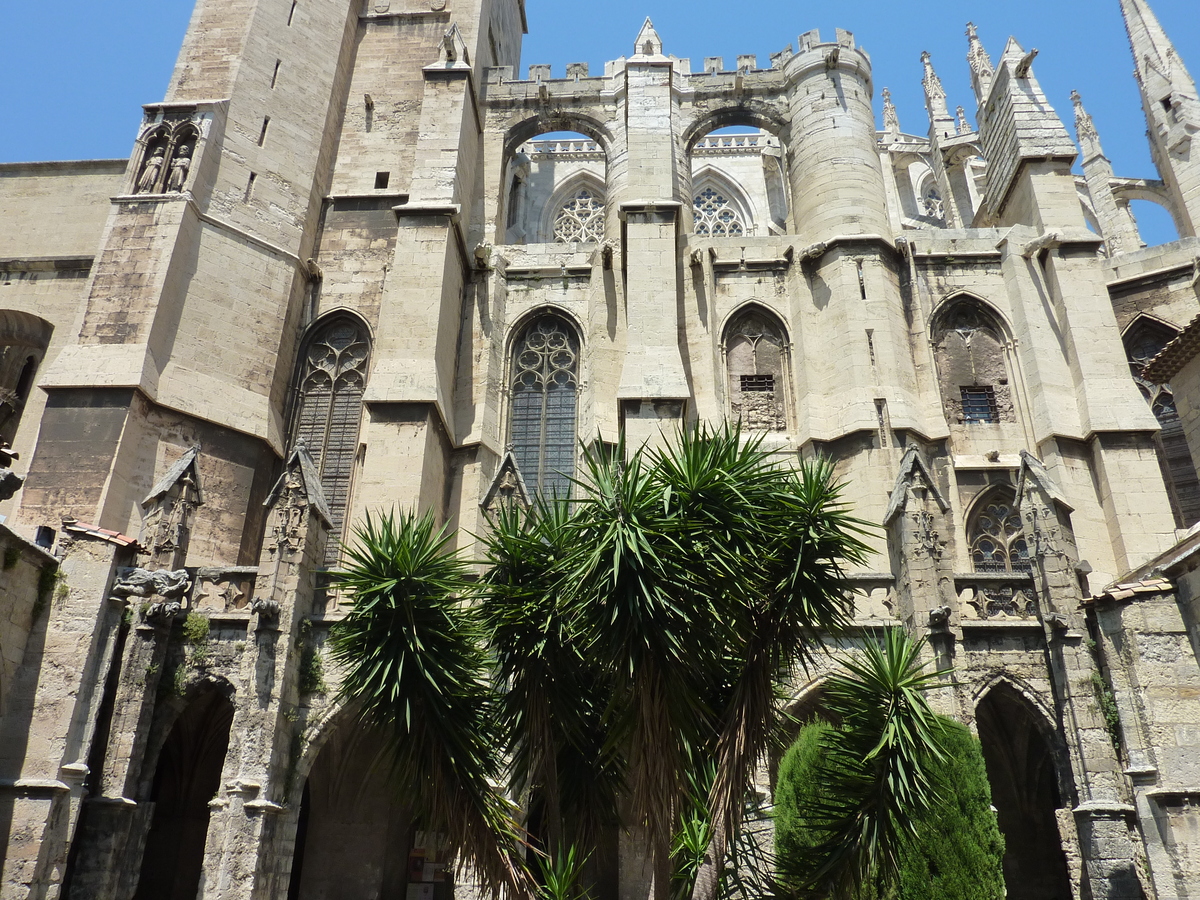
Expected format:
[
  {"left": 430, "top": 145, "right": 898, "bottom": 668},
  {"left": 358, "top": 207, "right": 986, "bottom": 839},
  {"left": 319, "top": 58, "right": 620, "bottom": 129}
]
[
  {"left": 1120, "top": 0, "right": 1200, "bottom": 236},
  {"left": 784, "top": 29, "right": 891, "bottom": 240}
]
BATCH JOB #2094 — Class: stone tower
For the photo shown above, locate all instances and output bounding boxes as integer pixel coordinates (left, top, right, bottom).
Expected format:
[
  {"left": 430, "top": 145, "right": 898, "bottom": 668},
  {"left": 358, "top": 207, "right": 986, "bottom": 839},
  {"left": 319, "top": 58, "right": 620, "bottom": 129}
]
[{"left": 1, "top": 1, "right": 1200, "bottom": 898}]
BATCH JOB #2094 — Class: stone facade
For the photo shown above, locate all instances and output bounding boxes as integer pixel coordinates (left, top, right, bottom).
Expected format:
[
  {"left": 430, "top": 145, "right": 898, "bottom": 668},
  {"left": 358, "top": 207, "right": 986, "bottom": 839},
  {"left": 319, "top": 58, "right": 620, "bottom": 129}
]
[{"left": 1, "top": 0, "right": 1200, "bottom": 898}]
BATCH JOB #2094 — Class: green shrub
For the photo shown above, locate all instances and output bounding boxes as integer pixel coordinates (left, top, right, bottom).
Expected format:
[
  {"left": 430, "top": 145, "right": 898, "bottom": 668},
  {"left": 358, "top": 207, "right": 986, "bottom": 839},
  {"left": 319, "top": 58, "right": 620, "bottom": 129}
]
[
  {"left": 182, "top": 612, "right": 210, "bottom": 645},
  {"left": 775, "top": 717, "right": 1006, "bottom": 900}
]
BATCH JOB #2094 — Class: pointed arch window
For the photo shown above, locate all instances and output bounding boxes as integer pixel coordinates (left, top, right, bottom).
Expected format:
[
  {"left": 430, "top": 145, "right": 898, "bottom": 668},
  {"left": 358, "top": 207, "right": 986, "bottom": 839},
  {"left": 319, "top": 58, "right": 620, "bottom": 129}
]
[
  {"left": 968, "top": 488, "right": 1031, "bottom": 574},
  {"left": 724, "top": 308, "right": 788, "bottom": 432},
  {"left": 1125, "top": 320, "right": 1200, "bottom": 527},
  {"left": 693, "top": 186, "right": 746, "bottom": 236},
  {"left": 509, "top": 314, "right": 579, "bottom": 498},
  {"left": 291, "top": 317, "right": 370, "bottom": 565},
  {"left": 933, "top": 302, "right": 1015, "bottom": 426},
  {"left": 552, "top": 188, "right": 605, "bottom": 243}
]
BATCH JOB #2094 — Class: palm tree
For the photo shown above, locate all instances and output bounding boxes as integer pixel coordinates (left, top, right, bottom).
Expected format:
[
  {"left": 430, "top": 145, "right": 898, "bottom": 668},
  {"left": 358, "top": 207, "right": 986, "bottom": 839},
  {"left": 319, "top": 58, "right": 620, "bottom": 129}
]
[
  {"left": 481, "top": 423, "right": 872, "bottom": 900},
  {"left": 329, "top": 510, "right": 530, "bottom": 899},
  {"left": 774, "top": 628, "right": 951, "bottom": 900}
]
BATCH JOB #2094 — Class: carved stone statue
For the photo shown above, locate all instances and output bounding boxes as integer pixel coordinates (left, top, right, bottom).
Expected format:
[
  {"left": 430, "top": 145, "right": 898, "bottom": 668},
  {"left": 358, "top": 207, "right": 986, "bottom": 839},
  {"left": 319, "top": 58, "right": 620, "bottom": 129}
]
[
  {"left": 166, "top": 145, "right": 192, "bottom": 192},
  {"left": 111, "top": 568, "right": 192, "bottom": 601},
  {"left": 136, "top": 146, "right": 166, "bottom": 193}
]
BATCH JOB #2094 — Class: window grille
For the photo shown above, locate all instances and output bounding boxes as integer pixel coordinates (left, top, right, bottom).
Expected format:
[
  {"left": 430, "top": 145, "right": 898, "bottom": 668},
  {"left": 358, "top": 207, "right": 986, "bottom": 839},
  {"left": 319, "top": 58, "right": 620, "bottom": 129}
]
[
  {"left": 960, "top": 386, "right": 999, "bottom": 424},
  {"left": 292, "top": 319, "right": 370, "bottom": 566},
  {"left": 510, "top": 315, "right": 579, "bottom": 497},
  {"left": 740, "top": 374, "right": 774, "bottom": 392},
  {"left": 726, "top": 310, "right": 786, "bottom": 431},
  {"left": 969, "top": 491, "right": 1031, "bottom": 574},
  {"left": 693, "top": 187, "right": 746, "bottom": 236},
  {"left": 552, "top": 188, "right": 605, "bottom": 243}
]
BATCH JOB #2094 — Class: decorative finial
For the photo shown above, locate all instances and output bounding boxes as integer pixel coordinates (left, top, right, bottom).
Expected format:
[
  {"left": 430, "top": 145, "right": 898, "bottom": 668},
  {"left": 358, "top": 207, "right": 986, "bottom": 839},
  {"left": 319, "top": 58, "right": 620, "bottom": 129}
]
[
  {"left": 882, "top": 88, "right": 900, "bottom": 137},
  {"left": 956, "top": 106, "right": 971, "bottom": 134},
  {"left": 921, "top": 51, "right": 950, "bottom": 120}
]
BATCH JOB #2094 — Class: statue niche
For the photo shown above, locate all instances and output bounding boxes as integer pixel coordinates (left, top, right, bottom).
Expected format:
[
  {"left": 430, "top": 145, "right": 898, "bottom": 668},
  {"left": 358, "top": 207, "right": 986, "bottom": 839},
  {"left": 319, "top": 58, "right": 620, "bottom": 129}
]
[{"left": 133, "top": 120, "right": 198, "bottom": 195}]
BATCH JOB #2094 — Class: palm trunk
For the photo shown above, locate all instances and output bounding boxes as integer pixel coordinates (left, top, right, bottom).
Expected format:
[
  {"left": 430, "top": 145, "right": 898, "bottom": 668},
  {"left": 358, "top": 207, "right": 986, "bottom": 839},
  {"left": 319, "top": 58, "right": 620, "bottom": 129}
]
[{"left": 688, "top": 814, "right": 728, "bottom": 900}]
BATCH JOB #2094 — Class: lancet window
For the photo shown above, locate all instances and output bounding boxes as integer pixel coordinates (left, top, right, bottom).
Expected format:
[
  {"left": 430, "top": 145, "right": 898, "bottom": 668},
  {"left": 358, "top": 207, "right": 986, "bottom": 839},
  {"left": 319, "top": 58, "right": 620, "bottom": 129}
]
[
  {"left": 968, "top": 488, "right": 1031, "bottom": 574},
  {"left": 1126, "top": 320, "right": 1200, "bottom": 527},
  {"left": 693, "top": 187, "right": 746, "bottom": 236},
  {"left": 724, "top": 308, "right": 788, "bottom": 432},
  {"left": 933, "top": 302, "right": 1015, "bottom": 426},
  {"left": 291, "top": 316, "right": 371, "bottom": 565},
  {"left": 509, "top": 314, "right": 580, "bottom": 498},
  {"left": 552, "top": 188, "right": 605, "bottom": 243}
]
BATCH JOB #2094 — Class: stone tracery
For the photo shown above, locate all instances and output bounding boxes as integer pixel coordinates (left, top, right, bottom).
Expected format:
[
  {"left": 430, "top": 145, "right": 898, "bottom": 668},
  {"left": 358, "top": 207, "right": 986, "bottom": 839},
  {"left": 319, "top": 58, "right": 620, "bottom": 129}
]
[{"left": 552, "top": 187, "right": 605, "bottom": 243}]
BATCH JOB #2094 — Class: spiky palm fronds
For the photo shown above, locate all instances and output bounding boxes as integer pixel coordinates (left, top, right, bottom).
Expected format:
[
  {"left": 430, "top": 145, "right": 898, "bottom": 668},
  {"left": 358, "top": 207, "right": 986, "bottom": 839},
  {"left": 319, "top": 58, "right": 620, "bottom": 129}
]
[
  {"left": 561, "top": 438, "right": 709, "bottom": 852},
  {"left": 329, "top": 509, "right": 528, "bottom": 898},
  {"left": 782, "top": 627, "right": 950, "bottom": 900},
  {"left": 481, "top": 498, "right": 621, "bottom": 851}
]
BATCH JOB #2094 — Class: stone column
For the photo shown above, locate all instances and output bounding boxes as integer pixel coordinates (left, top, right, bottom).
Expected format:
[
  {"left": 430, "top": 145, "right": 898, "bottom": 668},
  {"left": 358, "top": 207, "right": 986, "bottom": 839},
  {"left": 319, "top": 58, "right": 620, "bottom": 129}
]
[
  {"left": 0, "top": 534, "right": 128, "bottom": 900},
  {"left": 198, "top": 445, "right": 330, "bottom": 900},
  {"left": 66, "top": 568, "right": 192, "bottom": 900},
  {"left": 1017, "top": 452, "right": 1145, "bottom": 900}
]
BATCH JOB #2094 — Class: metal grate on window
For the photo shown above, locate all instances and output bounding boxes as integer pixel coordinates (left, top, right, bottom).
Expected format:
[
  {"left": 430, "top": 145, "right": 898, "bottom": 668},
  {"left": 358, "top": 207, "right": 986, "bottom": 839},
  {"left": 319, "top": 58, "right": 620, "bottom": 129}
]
[
  {"left": 960, "top": 385, "right": 999, "bottom": 424},
  {"left": 292, "top": 319, "right": 370, "bottom": 567},
  {"left": 739, "top": 374, "right": 775, "bottom": 393},
  {"left": 510, "top": 315, "right": 579, "bottom": 497}
]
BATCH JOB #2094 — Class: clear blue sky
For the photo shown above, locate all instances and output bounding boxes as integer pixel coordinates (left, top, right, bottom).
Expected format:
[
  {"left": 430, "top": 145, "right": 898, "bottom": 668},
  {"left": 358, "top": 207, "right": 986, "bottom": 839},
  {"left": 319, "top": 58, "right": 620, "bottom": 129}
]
[{"left": 1, "top": 0, "right": 1195, "bottom": 243}]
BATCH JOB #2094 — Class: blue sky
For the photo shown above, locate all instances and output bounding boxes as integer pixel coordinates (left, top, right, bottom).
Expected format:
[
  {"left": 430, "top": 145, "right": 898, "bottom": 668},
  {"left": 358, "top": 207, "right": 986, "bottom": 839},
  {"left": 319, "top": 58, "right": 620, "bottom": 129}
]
[{"left": 1, "top": 0, "right": 1195, "bottom": 243}]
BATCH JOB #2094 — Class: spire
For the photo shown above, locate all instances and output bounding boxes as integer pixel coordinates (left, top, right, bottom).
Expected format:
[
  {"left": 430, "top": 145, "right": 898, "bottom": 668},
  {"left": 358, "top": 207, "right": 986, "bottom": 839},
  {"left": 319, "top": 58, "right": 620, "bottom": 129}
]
[
  {"left": 1071, "top": 89, "right": 1145, "bottom": 254},
  {"left": 1119, "top": 0, "right": 1200, "bottom": 236},
  {"left": 882, "top": 87, "right": 901, "bottom": 140},
  {"left": 633, "top": 18, "right": 664, "bottom": 58},
  {"left": 966, "top": 22, "right": 995, "bottom": 104},
  {"left": 1071, "top": 90, "right": 1104, "bottom": 160},
  {"left": 921, "top": 51, "right": 949, "bottom": 119},
  {"left": 1119, "top": 0, "right": 1195, "bottom": 91},
  {"left": 921, "top": 51, "right": 957, "bottom": 139}
]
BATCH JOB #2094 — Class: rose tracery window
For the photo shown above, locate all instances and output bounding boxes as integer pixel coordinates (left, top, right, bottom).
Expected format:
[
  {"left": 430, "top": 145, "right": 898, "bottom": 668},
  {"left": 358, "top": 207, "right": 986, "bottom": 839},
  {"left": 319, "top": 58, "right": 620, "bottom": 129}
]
[
  {"left": 553, "top": 188, "right": 605, "bottom": 243},
  {"left": 969, "top": 489, "right": 1032, "bottom": 574},
  {"left": 725, "top": 309, "right": 787, "bottom": 432},
  {"left": 291, "top": 318, "right": 370, "bottom": 566},
  {"left": 693, "top": 187, "right": 746, "bottom": 236},
  {"left": 510, "top": 315, "right": 579, "bottom": 498}
]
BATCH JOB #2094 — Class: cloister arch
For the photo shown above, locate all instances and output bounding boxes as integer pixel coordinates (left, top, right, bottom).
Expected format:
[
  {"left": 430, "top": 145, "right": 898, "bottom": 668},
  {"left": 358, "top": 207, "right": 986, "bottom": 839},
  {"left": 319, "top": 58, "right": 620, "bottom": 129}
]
[
  {"left": 286, "top": 707, "right": 417, "bottom": 900},
  {"left": 974, "top": 679, "right": 1073, "bottom": 900},
  {"left": 132, "top": 685, "right": 235, "bottom": 900}
]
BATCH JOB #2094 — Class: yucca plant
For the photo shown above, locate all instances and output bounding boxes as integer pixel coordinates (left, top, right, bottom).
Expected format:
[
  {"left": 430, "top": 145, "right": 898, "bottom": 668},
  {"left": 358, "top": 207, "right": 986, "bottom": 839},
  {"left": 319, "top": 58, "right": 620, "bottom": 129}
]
[
  {"left": 329, "top": 509, "right": 528, "bottom": 898},
  {"left": 480, "top": 497, "right": 622, "bottom": 854}
]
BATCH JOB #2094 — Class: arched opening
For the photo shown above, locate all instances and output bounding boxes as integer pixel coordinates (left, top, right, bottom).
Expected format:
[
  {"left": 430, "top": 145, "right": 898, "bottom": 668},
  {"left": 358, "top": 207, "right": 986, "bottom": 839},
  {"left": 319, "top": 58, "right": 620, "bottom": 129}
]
[
  {"left": 1124, "top": 317, "right": 1200, "bottom": 527},
  {"left": 932, "top": 299, "right": 1015, "bottom": 427},
  {"left": 1128, "top": 198, "right": 1179, "bottom": 247},
  {"left": 289, "top": 313, "right": 372, "bottom": 566},
  {"left": 287, "top": 720, "right": 417, "bottom": 900},
  {"left": 508, "top": 311, "right": 581, "bottom": 498},
  {"left": 722, "top": 305, "right": 790, "bottom": 432},
  {"left": 501, "top": 121, "right": 610, "bottom": 245},
  {"left": 975, "top": 683, "right": 1072, "bottom": 900},
  {"left": 133, "top": 689, "right": 234, "bottom": 900},
  {"left": 686, "top": 113, "right": 791, "bottom": 235},
  {"left": 0, "top": 310, "right": 53, "bottom": 446}
]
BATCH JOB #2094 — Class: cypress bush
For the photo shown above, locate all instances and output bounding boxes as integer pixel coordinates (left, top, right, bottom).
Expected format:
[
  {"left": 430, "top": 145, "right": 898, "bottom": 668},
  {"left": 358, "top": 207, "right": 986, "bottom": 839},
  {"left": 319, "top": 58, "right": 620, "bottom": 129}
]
[{"left": 774, "top": 717, "right": 1005, "bottom": 900}]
